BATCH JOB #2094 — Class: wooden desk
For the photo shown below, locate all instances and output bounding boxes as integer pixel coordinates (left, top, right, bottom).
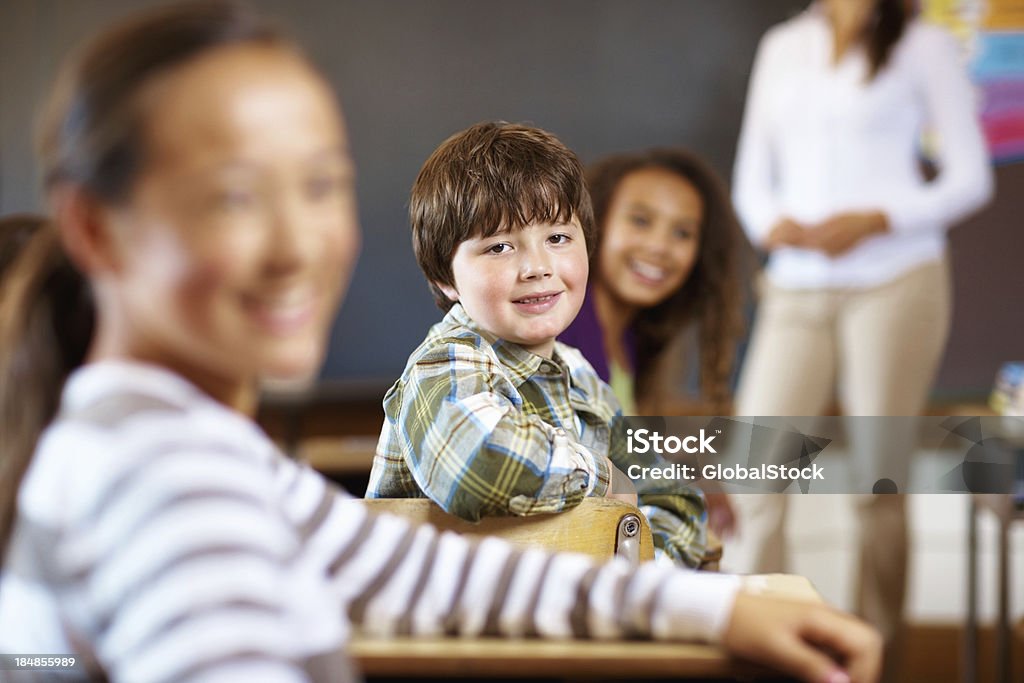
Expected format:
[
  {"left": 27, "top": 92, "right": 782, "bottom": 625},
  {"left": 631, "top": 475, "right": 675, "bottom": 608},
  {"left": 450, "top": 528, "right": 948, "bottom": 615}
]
[
  {"left": 352, "top": 638, "right": 773, "bottom": 680},
  {"left": 350, "top": 574, "right": 817, "bottom": 680}
]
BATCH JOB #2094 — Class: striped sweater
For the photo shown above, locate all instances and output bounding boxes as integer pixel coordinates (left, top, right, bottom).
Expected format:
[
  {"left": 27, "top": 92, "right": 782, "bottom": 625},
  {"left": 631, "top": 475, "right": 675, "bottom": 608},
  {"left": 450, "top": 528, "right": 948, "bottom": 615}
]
[{"left": 0, "top": 361, "right": 738, "bottom": 682}]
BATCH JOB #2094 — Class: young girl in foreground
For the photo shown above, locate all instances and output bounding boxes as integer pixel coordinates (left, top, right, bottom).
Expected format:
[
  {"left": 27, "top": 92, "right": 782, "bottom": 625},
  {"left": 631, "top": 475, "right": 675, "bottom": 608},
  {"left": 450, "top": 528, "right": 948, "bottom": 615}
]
[{"left": 0, "top": 3, "right": 879, "bottom": 682}]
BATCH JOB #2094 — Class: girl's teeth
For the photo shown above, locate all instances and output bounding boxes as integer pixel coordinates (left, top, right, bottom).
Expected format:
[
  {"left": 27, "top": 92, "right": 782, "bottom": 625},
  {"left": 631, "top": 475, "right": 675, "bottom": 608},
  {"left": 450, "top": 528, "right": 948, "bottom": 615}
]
[
  {"left": 246, "top": 288, "right": 316, "bottom": 324},
  {"left": 264, "top": 289, "right": 312, "bottom": 307},
  {"left": 631, "top": 260, "right": 666, "bottom": 280}
]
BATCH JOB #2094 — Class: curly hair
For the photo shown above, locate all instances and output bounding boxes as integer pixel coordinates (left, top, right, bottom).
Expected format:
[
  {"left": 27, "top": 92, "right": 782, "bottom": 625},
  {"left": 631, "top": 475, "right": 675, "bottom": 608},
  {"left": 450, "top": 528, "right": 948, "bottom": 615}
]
[{"left": 587, "top": 149, "right": 747, "bottom": 412}]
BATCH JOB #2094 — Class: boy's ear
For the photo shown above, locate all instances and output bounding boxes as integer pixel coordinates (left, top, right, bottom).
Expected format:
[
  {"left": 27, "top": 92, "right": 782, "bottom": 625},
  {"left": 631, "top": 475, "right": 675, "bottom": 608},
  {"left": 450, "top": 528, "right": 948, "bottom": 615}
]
[
  {"left": 436, "top": 281, "right": 459, "bottom": 302},
  {"left": 50, "top": 185, "right": 125, "bottom": 276}
]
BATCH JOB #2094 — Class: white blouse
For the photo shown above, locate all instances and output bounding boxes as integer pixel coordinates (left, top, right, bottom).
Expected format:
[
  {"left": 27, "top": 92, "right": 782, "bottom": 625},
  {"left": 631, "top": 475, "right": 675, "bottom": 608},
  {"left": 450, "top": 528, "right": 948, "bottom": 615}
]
[{"left": 732, "top": 6, "right": 994, "bottom": 289}]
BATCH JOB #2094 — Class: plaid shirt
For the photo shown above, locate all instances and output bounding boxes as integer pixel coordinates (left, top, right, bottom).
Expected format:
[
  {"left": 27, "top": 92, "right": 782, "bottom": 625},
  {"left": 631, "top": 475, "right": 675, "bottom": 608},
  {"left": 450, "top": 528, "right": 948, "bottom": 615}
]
[
  {"left": 368, "top": 304, "right": 613, "bottom": 519},
  {"left": 368, "top": 304, "right": 707, "bottom": 566}
]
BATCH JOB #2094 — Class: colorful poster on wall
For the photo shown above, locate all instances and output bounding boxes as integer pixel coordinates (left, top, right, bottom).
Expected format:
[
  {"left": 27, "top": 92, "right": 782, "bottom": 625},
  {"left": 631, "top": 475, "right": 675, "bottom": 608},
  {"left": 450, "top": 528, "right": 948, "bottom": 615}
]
[{"left": 923, "top": 0, "right": 1024, "bottom": 163}]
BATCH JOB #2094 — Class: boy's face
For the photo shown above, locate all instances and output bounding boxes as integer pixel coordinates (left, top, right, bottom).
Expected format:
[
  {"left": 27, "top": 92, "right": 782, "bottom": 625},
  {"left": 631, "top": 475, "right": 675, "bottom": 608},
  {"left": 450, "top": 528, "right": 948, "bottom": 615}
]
[{"left": 439, "top": 218, "right": 588, "bottom": 358}]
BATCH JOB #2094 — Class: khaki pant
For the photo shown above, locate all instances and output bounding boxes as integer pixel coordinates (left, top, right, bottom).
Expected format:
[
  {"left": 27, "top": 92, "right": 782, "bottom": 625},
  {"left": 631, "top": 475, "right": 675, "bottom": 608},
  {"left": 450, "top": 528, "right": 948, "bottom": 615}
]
[{"left": 724, "top": 259, "right": 951, "bottom": 680}]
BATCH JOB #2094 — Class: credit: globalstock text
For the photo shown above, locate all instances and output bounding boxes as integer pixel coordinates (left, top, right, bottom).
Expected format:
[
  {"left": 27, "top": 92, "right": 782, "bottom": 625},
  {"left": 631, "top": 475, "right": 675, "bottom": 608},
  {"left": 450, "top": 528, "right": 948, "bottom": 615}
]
[{"left": 626, "top": 463, "right": 825, "bottom": 482}]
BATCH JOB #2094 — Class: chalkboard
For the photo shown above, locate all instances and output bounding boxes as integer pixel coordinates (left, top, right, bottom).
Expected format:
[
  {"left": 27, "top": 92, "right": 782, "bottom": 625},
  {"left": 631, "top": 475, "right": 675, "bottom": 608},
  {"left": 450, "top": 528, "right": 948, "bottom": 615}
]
[{"left": 0, "top": 1, "right": 823, "bottom": 384}]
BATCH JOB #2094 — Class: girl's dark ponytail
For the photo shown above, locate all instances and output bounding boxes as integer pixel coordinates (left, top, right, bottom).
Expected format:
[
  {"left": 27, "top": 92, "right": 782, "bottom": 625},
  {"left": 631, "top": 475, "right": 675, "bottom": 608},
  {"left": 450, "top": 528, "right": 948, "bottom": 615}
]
[
  {"left": 0, "top": 218, "right": 94, "bottom": 566},
  {"left": 1, "top": 1, "right": 288, "bottom": 566}
]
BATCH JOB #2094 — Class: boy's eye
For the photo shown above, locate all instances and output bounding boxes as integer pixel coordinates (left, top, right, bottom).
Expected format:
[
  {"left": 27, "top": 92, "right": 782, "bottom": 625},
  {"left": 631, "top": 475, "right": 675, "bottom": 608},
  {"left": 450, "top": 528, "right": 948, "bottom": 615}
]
[
  {"left": 485, "top": 243, "right": 511, "bottom": 255},
  {"left": 548, "top": 233, "right": 571, "bottom": 245}
]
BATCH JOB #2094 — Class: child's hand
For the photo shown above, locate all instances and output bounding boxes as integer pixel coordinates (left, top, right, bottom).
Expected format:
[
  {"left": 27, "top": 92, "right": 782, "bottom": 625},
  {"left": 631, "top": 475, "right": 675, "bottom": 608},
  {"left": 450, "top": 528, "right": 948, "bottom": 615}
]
[
  {"left": 723, "top": 592, "right": 882, "bottom": 683},
  {"left": 606, "top": 458, "right": 638, "bottom": 506},
  {"left": 607, "top": 492, "right": 639, "bottom": 506},
  {"left": 704, "top": 491, "right": 737, "bottom": 538}
]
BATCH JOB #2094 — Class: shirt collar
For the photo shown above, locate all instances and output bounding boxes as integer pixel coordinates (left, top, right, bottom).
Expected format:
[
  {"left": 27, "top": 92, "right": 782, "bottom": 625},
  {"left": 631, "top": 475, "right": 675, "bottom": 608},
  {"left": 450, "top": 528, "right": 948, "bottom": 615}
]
[
  {"left": 62, "top": 359, "right": 207, "bottom": 415},
  {"left": 442, "top": 303, "right": 569, "bottom": 388}
]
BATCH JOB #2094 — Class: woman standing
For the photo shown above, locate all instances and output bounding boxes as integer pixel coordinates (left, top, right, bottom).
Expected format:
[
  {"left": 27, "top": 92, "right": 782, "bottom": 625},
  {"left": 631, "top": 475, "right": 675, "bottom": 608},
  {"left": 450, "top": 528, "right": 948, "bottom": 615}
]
[{"left": 729, "top": 0, "right": 992, "bottom": 677}]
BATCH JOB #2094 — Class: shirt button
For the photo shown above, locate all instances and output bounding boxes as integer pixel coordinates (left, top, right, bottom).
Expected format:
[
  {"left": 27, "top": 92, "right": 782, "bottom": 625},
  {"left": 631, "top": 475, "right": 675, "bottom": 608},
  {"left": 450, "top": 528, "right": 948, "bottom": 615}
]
[{"left": 540, "top": 362, "right": 554, "bottom": 373}]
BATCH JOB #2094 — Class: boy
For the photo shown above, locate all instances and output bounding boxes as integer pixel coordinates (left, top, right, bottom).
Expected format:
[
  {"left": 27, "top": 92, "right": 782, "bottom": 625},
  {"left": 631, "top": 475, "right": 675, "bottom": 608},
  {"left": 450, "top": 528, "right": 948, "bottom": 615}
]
[{"left": 367, "top": 122, "right": 707, "bottom": 566}]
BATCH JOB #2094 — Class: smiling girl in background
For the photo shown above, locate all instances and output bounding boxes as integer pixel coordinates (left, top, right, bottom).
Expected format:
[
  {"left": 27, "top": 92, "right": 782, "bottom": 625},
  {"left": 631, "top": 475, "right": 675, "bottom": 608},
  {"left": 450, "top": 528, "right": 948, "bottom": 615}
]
[
  {"left": 561, "top": 149, "right": 744, "bottom": 416},
  {"left": 0, "top": 3, "right": 880, "bottom": 682},
  {"left": 559, "top": 149, "right": 746, "bottom": 536}
]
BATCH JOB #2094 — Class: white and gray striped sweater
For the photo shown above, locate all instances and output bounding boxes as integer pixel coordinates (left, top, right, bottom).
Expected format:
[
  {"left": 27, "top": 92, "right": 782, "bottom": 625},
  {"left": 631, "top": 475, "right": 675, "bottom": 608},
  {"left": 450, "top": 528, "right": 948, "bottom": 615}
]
[{"left": 0, "top": 361, "right": 738, "bottom": 682}]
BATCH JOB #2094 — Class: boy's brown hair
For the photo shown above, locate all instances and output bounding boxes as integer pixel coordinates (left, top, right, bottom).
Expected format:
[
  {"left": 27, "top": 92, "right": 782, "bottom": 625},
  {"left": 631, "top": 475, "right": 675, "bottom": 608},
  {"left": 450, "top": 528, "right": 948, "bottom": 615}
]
[{"left": 410, "top": 121, "right": 594, "bottom": 311}]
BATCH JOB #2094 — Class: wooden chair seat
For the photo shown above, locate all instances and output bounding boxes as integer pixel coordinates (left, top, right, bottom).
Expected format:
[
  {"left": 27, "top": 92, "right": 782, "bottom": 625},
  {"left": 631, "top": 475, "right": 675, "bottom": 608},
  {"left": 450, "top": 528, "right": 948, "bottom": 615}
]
[{"left": 362, "top": 497, "right": 655, "bottom": 564}]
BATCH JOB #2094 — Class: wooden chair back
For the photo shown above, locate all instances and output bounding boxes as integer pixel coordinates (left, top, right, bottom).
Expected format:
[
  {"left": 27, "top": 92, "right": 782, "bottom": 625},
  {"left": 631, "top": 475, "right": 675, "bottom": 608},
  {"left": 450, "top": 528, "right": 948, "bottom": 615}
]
[{"left": 362, "top": 497, "right": 655, "bottom": 564}]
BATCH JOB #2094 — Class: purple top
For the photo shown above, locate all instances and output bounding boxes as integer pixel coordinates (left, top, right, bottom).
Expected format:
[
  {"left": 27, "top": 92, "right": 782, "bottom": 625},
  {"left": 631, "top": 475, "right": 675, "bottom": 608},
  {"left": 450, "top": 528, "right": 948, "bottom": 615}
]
[{"left": 559, "top": 287, "right": 636, "bottom": 383}]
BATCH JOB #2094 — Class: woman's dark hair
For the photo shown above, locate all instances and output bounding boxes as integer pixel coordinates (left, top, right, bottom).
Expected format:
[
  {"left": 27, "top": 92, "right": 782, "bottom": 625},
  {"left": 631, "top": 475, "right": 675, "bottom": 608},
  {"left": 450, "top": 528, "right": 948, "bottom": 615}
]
[
  {"left": 1, "top": 0, "right": 287, "bottom": 566},
  {"left": 587, "top": 149, "right": 747, "bottom": 412},
  {"left": 865, "top": 0, "right": 912, "bottom": 80}
]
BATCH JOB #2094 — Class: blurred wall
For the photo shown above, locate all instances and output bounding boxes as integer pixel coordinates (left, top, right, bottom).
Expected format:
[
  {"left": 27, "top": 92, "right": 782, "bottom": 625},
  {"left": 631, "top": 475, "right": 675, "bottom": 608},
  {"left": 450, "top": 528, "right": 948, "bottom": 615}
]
[{"left": 1, "top": 0, "right": 1018, "bottom": 398}]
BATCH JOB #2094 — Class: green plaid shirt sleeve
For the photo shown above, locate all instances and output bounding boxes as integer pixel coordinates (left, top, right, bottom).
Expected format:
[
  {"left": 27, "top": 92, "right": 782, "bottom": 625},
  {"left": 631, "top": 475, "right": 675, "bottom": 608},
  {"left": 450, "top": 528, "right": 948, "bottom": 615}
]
[
  {"left": 596, "top": 377, "right": 708, "bottom": 568},
  {"left": 368, "top": 338, "right": 611, "bottom": 521}
]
